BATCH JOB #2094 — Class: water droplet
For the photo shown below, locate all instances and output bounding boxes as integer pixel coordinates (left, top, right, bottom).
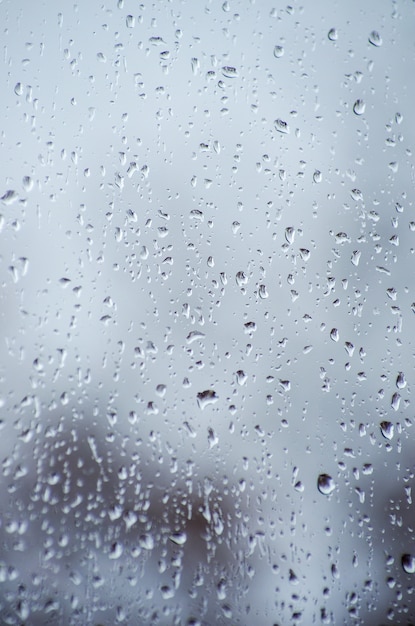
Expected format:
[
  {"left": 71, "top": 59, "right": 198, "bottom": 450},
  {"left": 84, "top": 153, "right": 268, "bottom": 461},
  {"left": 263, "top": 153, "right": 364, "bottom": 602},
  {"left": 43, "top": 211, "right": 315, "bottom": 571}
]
[
  {"left": 380, "top": 421, "right": 394, "bottom": 440},
  {"left": 353, "top": 99, "right": 366, "bottom": 115},
  {"left": 391, "top": 392, "right": 401, "bottom": 411},
  {"left": 402, "top": 554, "right": 415, "bottom": 574},
  {"left": 318, "top": 474, "right": 335, "bottom": 495},
  {"left": 236, "top": 370, "right": 247, "bottom": 386},
  {"left": 236, "top": 271, "right": 248, "bottom": 287},
  {"left": 1, "top": 190, "right": 18, "bottom": 205},
  {"left": 169, "top": 531, "right": 187, "bottom": 546},
  {"left": 14, "top": 82, "right": 23, "bottom": 96},
  {"left": 368, "top": 30, "right": 382, "bottom": 47},
  {"left": 396, "top": 372, "right": 406, "bottom": 389},
  {"left": 197, "top": 389, "right": 218, "bottom": 409},
  {"left": 22, "top": 176, "right": 33, "bottom": 192},
  {"left": 313, "top": 170, "right": 322, "bottom": 183},
  {"left": 207, "top": 427, "right": 219, "bottom": 448},
  {"left": 221, "top": 66, "right": 238, "bottom": 78},
  {"left": 351, "top": 250, "right": 361, "bottom": 266},
  {"left": 330, "top": 328, "right": 339, "bottom": 342},
  {"left": 273, "top": 45, "right": 284, "bottom": 58},
  {"left": 139, "top": 534, "right": 154, "bottom": 550},
  {"left": 285, "top": 226, "right": 295, "bottom": 244},
  {"left": 328, "top": 28, "right": 338, "bottom": 41},
  {"left": 109, "top": 541, "right": 123, "bottom": 559},
  {"left": 258, "top": 284, "right": 269, "bottom": 299},
  {"left": 126, "top": 14, "right": 135, "bottom": 28},
  {"left": 186, "top": 331, "right": 205, "bottom": 344},
  {"left": 275, "top": 118, "right": 290, "bottom": 134}
]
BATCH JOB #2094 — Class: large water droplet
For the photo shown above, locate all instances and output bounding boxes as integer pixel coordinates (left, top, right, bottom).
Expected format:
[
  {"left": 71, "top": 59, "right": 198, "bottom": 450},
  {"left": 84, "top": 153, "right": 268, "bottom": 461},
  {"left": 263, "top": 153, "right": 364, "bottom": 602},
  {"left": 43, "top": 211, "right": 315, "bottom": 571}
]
[
  {"left": 380, "top": 421, "right": 394, "bottom": 440},
  {"left": 402, "top": 554, "right": 415, "bottom": 574},
  {"left": 328, "top": 28, "right": 338, "bottom": 41},
  {"left": 197, "top": 390, "right": 218, "bottom": 409},
  {"left": 318, "top": 474, "right": 335, "bottom": 495},
  {"left": 353, "top": 99, "right": 366, "bottom": 116},
  {"left": 396, "top": 372, "right": 406, "bottom": 389}
]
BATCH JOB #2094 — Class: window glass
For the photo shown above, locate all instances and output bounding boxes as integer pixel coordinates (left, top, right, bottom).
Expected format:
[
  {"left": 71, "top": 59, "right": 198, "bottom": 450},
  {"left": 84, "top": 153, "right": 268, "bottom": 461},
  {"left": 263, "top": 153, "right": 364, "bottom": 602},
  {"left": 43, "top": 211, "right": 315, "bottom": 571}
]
[{"left": 1, "top": 1, "right": 415, "bottom": 623}]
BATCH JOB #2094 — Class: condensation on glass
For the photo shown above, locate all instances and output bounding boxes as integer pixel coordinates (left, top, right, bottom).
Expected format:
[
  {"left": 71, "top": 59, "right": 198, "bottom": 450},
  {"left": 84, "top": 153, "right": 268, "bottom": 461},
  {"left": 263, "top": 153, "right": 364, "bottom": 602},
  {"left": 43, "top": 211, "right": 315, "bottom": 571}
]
[{"left": 1, "top": 0, "right": 415, "bottom": 624}]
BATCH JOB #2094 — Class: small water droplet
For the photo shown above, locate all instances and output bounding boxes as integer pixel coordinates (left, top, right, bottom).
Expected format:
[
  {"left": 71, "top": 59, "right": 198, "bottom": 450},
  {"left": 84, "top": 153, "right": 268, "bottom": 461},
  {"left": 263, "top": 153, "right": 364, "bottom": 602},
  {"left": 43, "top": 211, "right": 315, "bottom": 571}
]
[
  {"left": 285, "top": 226, "right": 295, "bottom": 244},
  {"left": 275, "top": 118, "right": 290, "bottom": 134},
  {"left": 258, "top": 284, "right": 269, "bottom": 299},
  {"left": 318, "top": 474, "right": 335, "bottom": 495},
  {"left": 353, "top": 99, "right": 366, "bottom": 115},
  {"left": 186, "top": 331, "right": 205, "bottom": 344},
  {"left": 169, "top": 531, "right": 187, "bottom": 546},
  {"left": 236, "top": 370, "right": 247, "bottom": 386},
  {"left": 396, "top": 372, "right": 406, "bottom": 389},
  {"left": 391, "top": 392, "right": 401, "bottom": 411},
  {"left": 351, "top": 250, "right": 361, "bottom": 266},
  {"left": 328, "top": 28, "right": 338, "bottom": 41},
  {"left": 221, "top": 66, "right": 238, "bottom": 78},
  {"left": 368, "top": 30, "right": 382, "bottom": 47},
  {"left": 313, "top": 170, "right": 322, "bottom": 183},
  {"left": 273, "top": 45, "right": 284, "bottom": 58},
  {"left": 126, "top": 14, "right": 135, "bottom": 28}
]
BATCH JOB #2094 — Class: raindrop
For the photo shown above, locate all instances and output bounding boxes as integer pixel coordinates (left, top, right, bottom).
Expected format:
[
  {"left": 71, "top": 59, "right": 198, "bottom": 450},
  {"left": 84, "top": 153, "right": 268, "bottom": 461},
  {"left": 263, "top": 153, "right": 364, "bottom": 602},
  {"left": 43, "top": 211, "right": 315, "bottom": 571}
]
[
  {"left": 328, "top": 28, "right": 338, "bottom": 41},
  {"left": 351, "top": 250, "right": 361, "bottom": 266},
  {"left": 318, "top": 474, "right": 335, "bottom": 495},
  {"left": 186, "top": 331, "right": 206, "bottom": 344},
  {"left": 14, "top": 82, "right": 23, "bottom": 96},
  {"left": 402, "top": 554, "right": 415, "bottom": 574},
  {"left": 236, "top": 370, "right": 247, "bottom": 386},
  {"left": 313, "top": 170, "right": 322, "bottom": 183},
  {"left": 207, "top": 427, "right": 219, "bottom": 448},
  {"left": 1, "top": 190, "right": 18, "bottom": 205},
  {"left": 169, "top": 531, "right": 187, "bottom": 546},
  {"left": 285, "top": 226, "right": 295, "bottom": 244},
  {"left": 22, "top": 176, "right": 33, "bottom": 192},
  {"left": 236, "top": 271, "right": 248, "bottom": 287},
  {"left": 258, "top": 284, "right": 268, "bottom": 299},
  {"left": 391, "top": 392, "right": 401, "bottom": 411},
  {"left": 109, "top": 542, "right": 123, "bottom": 559},
  {"left": 273, "top": 45, "right": 284, "bottom": 58},
  {"left": 396, "top": 372, "right": 406, "bottom": 389},
  {"left": 126, "top": 14, "right": 135, "bottom": 28},
  {"left": 330, "top": 328, "right": 339, "bottom": 342},
  {"left": 380, "top": 421, "right": 394, "bottom": 440},
  {"left": 222, "top": 66, "right": 238, "bottom": 78},
  {"left": 197, "top": 390, "right": 218, "bottom": 409},
  {"left": 368, "top": 30, "right": 382, "bottom": 47},
  {"left": 353, "top": 99, "right": 366, "bottom": 116},
  {"left": 275, "top": 118, "right": 290, "bottom": 134}
]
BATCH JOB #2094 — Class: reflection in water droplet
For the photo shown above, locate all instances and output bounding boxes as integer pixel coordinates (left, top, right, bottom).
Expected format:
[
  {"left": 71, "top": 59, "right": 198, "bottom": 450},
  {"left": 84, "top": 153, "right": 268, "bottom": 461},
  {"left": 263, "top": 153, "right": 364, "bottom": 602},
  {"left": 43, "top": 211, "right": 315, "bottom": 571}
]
[
  {"left": 318, "top": 474, "right": 335, "bottom": 495},
  {"left": 402, "top": 554, "right": 415, "bottom": 574},
  {"left": 353, "top": 99, "right": 365, "bottom": 115}
]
